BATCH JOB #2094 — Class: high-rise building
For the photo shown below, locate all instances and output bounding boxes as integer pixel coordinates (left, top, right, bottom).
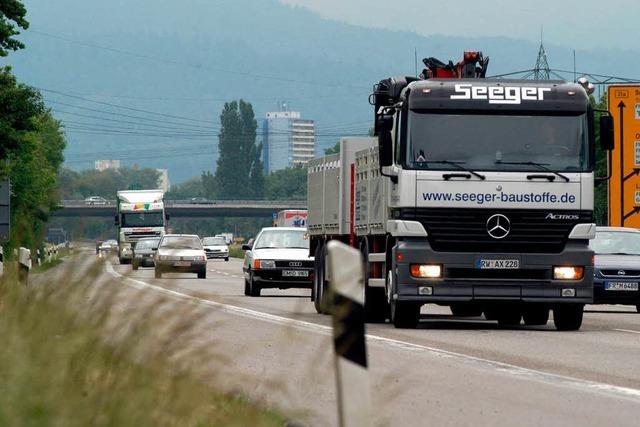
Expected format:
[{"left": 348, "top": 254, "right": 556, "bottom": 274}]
[
  {"left": 262, "top": 110, "right": 315, "bottom": 173},
  {"left": 95, "top": 159, "right": 121, "bottom": 171}
]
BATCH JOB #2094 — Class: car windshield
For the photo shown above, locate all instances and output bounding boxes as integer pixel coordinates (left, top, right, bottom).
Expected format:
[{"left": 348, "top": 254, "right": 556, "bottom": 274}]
[
  {"left": 160, "top": 236, "right": 202, "bottom": 250},
  {"left": 121, "top": 212, "right": 164, "bottom": 227},
  {"left": 406, "top": 112, "right": 589, "bottom": 172},
  {"left": 135, "top": 239, "right": 159, "bottom": 250},
  {"left": 590, "top": 231, "right": 640, "bottom": 255},
  {"left": 202, "top": 237, "right": 226, "bottom": 246},
  {"left": 254, "top": 229, "right": 309, "bottom": 249}
]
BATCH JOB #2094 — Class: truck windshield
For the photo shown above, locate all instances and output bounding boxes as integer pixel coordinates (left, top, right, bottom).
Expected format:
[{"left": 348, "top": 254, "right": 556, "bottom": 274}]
[
  {"left": 405, "top": 112, "right": 589, "bottom": 172},
  {"left": 121, "top": 212, "right": 164, "bottom": 227}
]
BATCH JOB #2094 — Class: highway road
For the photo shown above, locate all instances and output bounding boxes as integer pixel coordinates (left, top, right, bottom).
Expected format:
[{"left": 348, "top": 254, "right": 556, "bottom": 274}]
[{"left": 75, "top": 252, "right": 640, "bottom": 426}]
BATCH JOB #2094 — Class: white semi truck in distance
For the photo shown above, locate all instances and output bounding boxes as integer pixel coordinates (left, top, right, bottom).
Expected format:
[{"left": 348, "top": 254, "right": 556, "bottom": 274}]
[
  {"left": 115, "top": 190, "right": 168, "bottom": 264},
  {"left": 307, "top": 51, "right": 615, "bottom": 331}
]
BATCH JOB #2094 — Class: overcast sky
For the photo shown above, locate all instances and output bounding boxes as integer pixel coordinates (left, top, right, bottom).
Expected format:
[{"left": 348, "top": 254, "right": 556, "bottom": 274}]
[{"left": 280, "top": 0, "right": 637, "bottom": 51}]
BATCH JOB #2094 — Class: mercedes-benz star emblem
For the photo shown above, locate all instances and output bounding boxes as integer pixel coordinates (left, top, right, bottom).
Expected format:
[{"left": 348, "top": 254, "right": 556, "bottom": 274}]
[
  {"left": 618, "top": 270, "right": 626, "bottom": 276},
  {"left": 486, "top": 214, "right": 511, "bottom": 239}
]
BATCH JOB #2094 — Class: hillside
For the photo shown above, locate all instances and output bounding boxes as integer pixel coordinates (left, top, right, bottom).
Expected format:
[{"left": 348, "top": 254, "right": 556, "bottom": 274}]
[{"left": 4, "top": 0, "right": 639, "bottom": 182}]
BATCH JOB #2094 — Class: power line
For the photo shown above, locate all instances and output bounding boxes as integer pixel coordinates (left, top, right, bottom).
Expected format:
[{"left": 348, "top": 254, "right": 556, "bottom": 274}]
[{"left": 30, "top": 29, "right": 369, "bottom": 91}]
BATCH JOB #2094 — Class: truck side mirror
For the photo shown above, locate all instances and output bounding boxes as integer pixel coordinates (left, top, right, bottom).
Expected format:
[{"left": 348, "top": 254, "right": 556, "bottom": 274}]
[
  {"left": 378, "top": 114, "right": 394, "bottom": 167},
  {"left": 114, "top": 215, "right": 119, "bottom": 226},
  {"left": 599, "top": 115, "right": 614, "bottom": 151}
]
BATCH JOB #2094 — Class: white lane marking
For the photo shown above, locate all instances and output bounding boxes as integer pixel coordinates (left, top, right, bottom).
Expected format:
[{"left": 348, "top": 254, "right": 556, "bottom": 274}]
[
  {"left": 614, "top": 329, "right": 640, "bottom": 335},
  {"left": 106, "top": 263, "right": 640, "bottom": 402}
]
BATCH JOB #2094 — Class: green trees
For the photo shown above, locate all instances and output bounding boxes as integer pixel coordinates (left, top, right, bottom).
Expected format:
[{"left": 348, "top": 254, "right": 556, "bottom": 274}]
[
  {"left": 215, "top": 100, "right": 264, "bottom": 199},
  {"left": 265, "top": 166, "right": 307, "bottom": 200},
  {"left": 0, "top": 0, "right": 29, "bottom": 56}
]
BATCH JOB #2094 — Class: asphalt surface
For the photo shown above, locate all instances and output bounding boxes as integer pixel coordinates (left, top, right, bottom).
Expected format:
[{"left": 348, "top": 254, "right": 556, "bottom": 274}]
[{"left": 79, "top": 252, "right": 640, "bottom": 426}]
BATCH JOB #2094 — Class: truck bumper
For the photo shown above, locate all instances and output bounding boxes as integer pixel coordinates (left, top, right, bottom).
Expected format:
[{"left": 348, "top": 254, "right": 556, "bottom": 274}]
[{"left": 393, "top": 239, "right": 593, "bottom": 304}]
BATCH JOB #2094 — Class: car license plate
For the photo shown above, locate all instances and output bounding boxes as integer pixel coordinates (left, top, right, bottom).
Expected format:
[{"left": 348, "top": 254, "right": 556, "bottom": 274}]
[
  {"left": 174, "top": 261, "right": 191, "bottom": 267},
  {"left": 604, "top": 281, "right": 639, "bottom": 291},
  {"left": 282, "top": 270, "right": 309, "bottom": 277},
  {"left": 477, "top": 259, "right": 520, "bottom": 269}
]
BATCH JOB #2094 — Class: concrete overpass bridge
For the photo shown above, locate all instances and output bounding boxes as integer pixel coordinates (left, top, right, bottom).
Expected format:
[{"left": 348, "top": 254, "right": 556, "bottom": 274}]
[{"left": 53, "top": 200, "right": 307, "bottom": 219}]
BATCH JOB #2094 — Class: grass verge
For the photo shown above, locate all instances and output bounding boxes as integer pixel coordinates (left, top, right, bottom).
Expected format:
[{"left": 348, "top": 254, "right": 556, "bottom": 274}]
[
  {"left": 229, "top": 245, "right": 245, "bottom": 259},
  {"left": 0, "top": 263, "right": 284, "bottom": 426}
]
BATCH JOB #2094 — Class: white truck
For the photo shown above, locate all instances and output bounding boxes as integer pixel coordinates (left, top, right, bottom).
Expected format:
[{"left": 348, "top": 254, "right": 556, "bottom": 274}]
[
  {"left": 274, "top": 210, "right": 308, "bottom": 227},
  {"left": 307, "top": 51, "right": 614, "bottom": 331},
  {"left": 115, "top": 190, "right": 168, "bottom": 264}
]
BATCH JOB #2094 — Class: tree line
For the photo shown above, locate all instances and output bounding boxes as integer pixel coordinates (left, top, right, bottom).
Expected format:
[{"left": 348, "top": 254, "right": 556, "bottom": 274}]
[{"left": 0, "top": 1, "right": 67, "bottom": 252}]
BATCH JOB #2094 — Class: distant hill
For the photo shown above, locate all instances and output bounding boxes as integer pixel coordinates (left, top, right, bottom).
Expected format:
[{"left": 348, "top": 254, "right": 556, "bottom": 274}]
[{"left": 5, "top": 0, "right": 639, "bottom": 183}]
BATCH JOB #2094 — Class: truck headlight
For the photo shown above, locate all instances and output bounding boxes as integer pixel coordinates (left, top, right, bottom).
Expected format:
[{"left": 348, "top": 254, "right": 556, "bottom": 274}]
[
  {"left": 410, "top": 264, "right": 442, "bottom": 278},
  {"left": 553, "top": 266, "right": 584, "bottom": 280},
  {"left": 254, "top": 259, "right": 276, "bottom": 269}
]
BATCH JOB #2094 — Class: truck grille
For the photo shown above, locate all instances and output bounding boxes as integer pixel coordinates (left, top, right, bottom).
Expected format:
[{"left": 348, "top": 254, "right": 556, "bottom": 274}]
[
  {"left": 125, "top": 231, "right": 161, "bottom": 240},
  {"left": 401, "top": 208, "right": 591, "bottom": 253}
]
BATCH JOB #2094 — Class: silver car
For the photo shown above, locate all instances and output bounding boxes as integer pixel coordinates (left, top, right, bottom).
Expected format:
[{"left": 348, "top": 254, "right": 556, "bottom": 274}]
[
  {"left": 154, "top": 234, "right": 207, "bottom": 279},
  {"left": 242, "top": 227, "right": 313, "bottom": 296},
  {"left": 202, "top": 236, "right": 230, "bottom": 261}
]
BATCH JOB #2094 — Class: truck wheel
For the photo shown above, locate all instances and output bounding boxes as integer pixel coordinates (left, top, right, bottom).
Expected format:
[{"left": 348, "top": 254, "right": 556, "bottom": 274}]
[
  {"left": 553, "top": 304, "right": 583, "bottom": 331},
  {"left": 523, "top": 305, "right": 549, "bottom": 326},
  {"left": 391, "top": 300, "right": 420, "bottom": 329},
  {"left": 249, "top": 273, "right": 261, "bottom": 297},
  {"left": 450, "top": 303, "right": 483, "bottom": 317},
  {"left": 154, "top": 268, "right": 162, "bottom": 279},
  {"left": 496, "top": 307, "right": 522, "bottom": 327},
  {"left": 119, "top": 257, "right": 126, "bottom": 265},
  {"left": 313, "top": 244, "right": 329, "bottom": 314}
]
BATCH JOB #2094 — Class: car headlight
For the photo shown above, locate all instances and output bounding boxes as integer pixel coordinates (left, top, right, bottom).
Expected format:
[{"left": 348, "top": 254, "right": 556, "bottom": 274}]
[
  {"left": 159, "top": 255, "right": 171, "bottom": 261},
  {"left": 135, "top": 254, "right": 143, "bottom": 258},
  {"left": 254, "top": 259, "right": 276, "bottom": 269},
  {"left": 191, "top": 255, "right": 206, "bottom": 261}
]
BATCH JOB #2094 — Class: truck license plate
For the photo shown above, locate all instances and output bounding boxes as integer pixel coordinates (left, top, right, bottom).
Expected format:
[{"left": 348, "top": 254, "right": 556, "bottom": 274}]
[
  {"left": 174, "top": 261, "right": 191, "bottom": 267},
  {"left": 283, "top": 270, "right": 309, "bottom": 277},
  {"left": 604, "top": 282, "right": 639, "bottom": 291},
  {"left": 477, "top": 259, "right": 519, "bottom": 269}
]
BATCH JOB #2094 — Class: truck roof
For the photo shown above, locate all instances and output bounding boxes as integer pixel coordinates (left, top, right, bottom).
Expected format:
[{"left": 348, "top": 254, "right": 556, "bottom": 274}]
[
  {"left": 116, "top": 190, "right": 165, "bottom": 203},
  {"left": 407, "top": 79, "right": 589, "bottom": 113}
]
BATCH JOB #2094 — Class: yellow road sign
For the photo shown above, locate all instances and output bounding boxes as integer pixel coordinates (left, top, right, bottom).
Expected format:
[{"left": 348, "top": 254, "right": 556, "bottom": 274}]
[{"left": 608, "top": 85, "right": 640, "bottom": 226}]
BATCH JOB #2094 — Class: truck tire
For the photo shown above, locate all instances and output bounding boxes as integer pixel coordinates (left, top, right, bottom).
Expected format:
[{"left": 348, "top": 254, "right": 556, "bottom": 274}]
[
  {"left": 496, "top": 307, "right": 522, "bottom": 327},
  {"left": 391, "top": 300, "right": 420, "bottom": 329},
  {"left": 359, "top": 238, "right": 387, "bottom": 323},
  {"left": 553, "top": 304, "right": 583, "bottom": 331},
  {"left": 523, "top": 305, "right": 549, "bottom": 326},
  {"left": 450, "top": 303, "right": 483, "bottom": 317},
  {"left": 154, "top": 268, "right": 162, "bottom": 279},
  {"left": 119, "top": 257, "right": 126, "bottom": 265},
  {"left": 313, "top": 244, "right": 329, "bottom": 314}
]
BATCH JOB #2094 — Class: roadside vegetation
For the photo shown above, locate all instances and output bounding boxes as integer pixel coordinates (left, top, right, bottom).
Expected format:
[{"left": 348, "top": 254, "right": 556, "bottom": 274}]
[{"left": 0, "top": 262, "right": 284, "bottom": 426}]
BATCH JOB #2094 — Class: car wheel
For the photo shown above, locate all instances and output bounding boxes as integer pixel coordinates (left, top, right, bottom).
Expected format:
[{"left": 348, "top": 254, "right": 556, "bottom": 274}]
[
  {"left": 225, "top": 257, "right": 229, "bottom": 262},
  {"left": 249, "top": 272, "right": 261, "bottom": 297},
  {"left": 553, "top": 304, "right": 583, "bottom": 331},
  {"left": 450, "top": 303, "right": 483, "bottom": 317},
  {"left": 155, "top": 268, "right": 162, "bottom": 279},
  {"left": 244, "top": 278, "right": 251, "bottom": 296},
  {"left": 523, "top": 305, "right": 549, "bottom": 326},
  {"left": 636, "top": 304, "right": 640, "bottom": 313},
  {"left": 197, "top": 269, "right": 206, "bottom": 279},
  {"left": 496, "top": 306, "right": 522, "bottom": 327}
]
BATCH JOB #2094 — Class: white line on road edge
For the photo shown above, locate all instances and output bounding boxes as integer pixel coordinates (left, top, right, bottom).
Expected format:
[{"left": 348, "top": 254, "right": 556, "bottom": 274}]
[
  {"left": 614, "top": 329, "right": 640, "bottom": 335},
  {"left": 105, "top": 263, "right": 640, "bottom": 403}
]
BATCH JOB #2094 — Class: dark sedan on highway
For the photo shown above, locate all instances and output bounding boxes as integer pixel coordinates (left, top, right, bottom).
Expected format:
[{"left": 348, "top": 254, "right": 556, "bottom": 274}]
[
  {"left": 591, "top": 227, "right": 640, "bottom": 313},
  {"left": 132, "top": 237, "right": 160, "bottom": 270}
]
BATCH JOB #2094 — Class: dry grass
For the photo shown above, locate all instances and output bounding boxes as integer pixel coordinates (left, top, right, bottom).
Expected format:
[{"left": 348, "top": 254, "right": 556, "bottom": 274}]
[{"left": 0, "top": 257, "right": 285, "bottom": 426}]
